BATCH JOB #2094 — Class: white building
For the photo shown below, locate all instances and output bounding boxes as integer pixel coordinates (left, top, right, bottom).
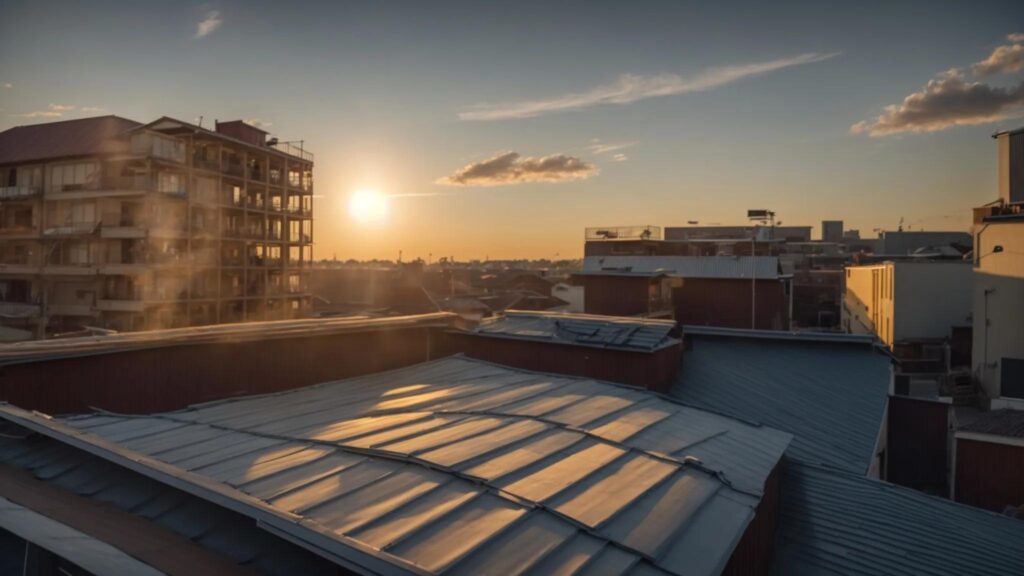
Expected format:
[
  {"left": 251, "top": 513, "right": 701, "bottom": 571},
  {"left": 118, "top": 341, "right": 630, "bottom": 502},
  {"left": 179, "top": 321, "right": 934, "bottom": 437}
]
[
  {"left": 843, "top": 260, "right": 972, "bottom": 348},
  {"left": 971, "top": 126, "right": 1024, "bottom": 409}
]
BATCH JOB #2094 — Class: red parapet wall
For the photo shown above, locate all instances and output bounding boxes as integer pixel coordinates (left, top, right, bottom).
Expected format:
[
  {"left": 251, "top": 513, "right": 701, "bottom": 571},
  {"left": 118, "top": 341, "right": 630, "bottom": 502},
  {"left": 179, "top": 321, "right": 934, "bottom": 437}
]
[
  {"left": 955, "top": 437, "right": 1024, "bottom": 512},
  {"left": 723, "top": 458, "right": 782, "bottom": 575},
  {"left": 443, "top": 331, "right": 681, "bottom": 393},
  {"left": 0, "top": 326, "right": 444, "bottom": 415}
]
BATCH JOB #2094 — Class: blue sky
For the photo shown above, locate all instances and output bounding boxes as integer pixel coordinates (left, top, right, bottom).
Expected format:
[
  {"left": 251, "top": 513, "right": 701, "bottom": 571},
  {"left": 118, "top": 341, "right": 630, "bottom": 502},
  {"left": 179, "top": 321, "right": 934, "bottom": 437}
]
[{"left": 1, "top": 0, "right": 1023, "bottom": 259}]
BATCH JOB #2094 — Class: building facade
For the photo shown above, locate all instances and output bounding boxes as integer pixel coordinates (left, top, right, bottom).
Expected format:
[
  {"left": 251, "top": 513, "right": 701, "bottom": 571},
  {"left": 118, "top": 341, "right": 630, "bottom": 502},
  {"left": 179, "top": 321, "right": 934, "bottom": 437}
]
[
  {"left": 0, "top": 116, "right": 314, "bottom": 337},
  {"left": 972, "top": 126, "right": 1024, "bottom": 408}
]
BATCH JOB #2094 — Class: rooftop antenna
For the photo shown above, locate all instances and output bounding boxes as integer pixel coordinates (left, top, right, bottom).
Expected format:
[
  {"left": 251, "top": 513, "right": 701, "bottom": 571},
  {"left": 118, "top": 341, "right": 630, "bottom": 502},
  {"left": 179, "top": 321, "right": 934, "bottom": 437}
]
[
  {"left": 197, "top": 116, "right": 204, "bottom": 128},
  {"left": 898, "top": 216, "right": 904, "bottom": 232}
]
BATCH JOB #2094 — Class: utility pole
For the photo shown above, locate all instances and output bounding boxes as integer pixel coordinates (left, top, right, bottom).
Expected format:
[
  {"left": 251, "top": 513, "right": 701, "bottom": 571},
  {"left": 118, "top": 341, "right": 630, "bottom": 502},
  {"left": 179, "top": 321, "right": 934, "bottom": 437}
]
[{"left": 746, "top": 209, "right": 776, "bottom": 330}]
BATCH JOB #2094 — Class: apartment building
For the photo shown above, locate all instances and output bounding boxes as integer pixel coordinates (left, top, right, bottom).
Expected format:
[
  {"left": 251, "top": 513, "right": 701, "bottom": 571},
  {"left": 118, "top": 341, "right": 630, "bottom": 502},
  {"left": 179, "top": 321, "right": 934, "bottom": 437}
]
[
  {"left": 972, "top": 126, "right": 1024, "bottom": 409},
  {"left": 0, "top": 115, "right": 314, "bottom": 337}
]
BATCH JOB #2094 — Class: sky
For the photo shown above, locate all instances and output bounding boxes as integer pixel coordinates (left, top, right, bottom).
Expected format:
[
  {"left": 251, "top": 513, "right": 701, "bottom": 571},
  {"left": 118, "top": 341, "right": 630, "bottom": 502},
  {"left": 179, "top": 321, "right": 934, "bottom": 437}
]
[{"left": 1, "top": 0, "right": 1023, "bottom": 260}]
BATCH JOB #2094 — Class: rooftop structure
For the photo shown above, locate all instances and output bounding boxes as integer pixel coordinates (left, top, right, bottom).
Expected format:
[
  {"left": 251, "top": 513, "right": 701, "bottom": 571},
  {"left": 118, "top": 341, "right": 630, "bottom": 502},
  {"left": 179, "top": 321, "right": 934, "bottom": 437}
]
[
  {"left": 469, "top": 310, "right": 679, "bottom": 352},
  {"left": 583, "top": 256, "right": 781, "bottom": 280},
  {"left": 0, "top": 114, "right": 315, "bottom": 337},
  {"left": 672, "top": 327, "right": 891, "bottom": 475},
  {"left": 0, "top": 355, "right": 793, "bottom": 576}
]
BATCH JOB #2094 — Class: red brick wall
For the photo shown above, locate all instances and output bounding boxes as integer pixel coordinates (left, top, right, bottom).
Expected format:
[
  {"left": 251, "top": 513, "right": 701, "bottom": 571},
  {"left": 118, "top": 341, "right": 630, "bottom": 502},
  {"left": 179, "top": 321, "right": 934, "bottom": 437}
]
[
  {"left": 955, "top": 438, "right": 1024, "bottom": 512},
  {"left": 674, "top": 278, "right": 787, "bottom": 330}
]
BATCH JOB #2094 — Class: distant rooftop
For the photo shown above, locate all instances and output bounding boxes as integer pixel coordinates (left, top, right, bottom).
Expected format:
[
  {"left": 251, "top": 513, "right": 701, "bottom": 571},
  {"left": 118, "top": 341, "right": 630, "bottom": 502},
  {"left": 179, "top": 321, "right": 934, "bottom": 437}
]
[
  {"left": 1, "top": 355, "right": 792, "bottom": 576},
  {"left": 467, "top": 311, "right": 680, "bottom": 352},
  {"left": 583, "top": 256, "right": 782, "bottom": 280},
  {"left": 0, "top": 115, "right": 141, "bottom": 164},
  {"left": 959, "top": 409, "right": 1024, "bottom": 439}
]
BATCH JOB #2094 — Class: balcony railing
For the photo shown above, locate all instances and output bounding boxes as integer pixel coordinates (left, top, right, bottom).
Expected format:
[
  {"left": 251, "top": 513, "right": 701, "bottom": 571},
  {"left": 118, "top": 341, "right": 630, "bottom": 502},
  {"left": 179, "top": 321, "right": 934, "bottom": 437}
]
[
  {"left": 43, "top": 222, "right": 100, "bottom": 237},
  {"left": 269, "top": 142, "right": 314, "bottom": 162},
  {"left": 586, "top": 225, "right": 662, "bottom": 241},
  {"left": 0, "top": 186, "right": 42, "bottom": 200},
  {"left": 224, "top": 162, "right": 245, "bottom": 178}
]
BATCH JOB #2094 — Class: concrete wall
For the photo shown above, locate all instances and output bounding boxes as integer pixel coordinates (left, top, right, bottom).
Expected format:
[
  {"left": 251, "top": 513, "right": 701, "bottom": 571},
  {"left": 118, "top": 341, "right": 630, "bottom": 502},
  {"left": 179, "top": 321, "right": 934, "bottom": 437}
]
[
  {"left": 844, "top": 262, "right": 971, "bottom": 347},
  {"left": 972, "top": 221, "right": 1024, "bottom": 406}
]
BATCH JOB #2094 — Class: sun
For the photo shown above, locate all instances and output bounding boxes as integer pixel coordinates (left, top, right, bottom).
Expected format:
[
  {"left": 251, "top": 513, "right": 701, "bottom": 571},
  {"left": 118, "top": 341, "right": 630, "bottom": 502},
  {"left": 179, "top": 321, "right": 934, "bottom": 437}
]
[{"left": 348, "top": 189, "right": 388, "bottom": 223}]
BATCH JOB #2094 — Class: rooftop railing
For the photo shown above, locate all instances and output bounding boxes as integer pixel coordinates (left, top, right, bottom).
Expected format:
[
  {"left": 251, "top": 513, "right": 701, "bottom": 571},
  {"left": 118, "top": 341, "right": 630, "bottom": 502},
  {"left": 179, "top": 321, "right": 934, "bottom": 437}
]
[
  {"left": 269, "top": 142, "right": 314, "bottom": 162},
  {"left": 0, "top": 186, "right": 42, "bottom": 200},
  {"left": 585, "top": 225, "right": 662, "bottom": 241}
]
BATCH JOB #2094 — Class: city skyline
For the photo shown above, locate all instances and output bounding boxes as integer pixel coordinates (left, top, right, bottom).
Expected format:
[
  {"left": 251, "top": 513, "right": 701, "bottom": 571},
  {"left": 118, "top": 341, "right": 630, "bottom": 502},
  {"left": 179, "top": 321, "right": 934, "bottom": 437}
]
[{"left": 2, "top": 0, "right": 1023, "bottom": 260}]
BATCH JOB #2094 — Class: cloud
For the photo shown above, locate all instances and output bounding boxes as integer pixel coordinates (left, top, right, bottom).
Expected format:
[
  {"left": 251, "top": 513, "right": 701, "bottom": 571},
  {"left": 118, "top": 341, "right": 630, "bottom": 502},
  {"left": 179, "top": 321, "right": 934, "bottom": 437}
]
[
  {"left": 245, "top": 118, "right": 273, "bottom": 129},
  {"left": 612, "top": 153, "right": 628, "bottom": 162},
  {"left": 18, "top": 103, "right": 77, "bottom": 118},
  {"left": 971, "top": 34, "right": 1024, "bottom": 76},
  {"left": 851, "top": 70, "right": 1024, "bottom": 136},
  {"left": 587, "top": 141, "right": 637, "bottom": 155},
  {"left": 438, "top": 151, "right": 597, "bottom": 186},
  {"left": 2, "top": 83, "right": 11, "bottom": 89},
  {"left": 195, "top": 10, "right": 222, "bottom": 38},
  {"left": 81, "top": 106, "right": 104, "bottom": 112},
  {"left": 459, "top": 52, "right": 839, "bottom": 120}
]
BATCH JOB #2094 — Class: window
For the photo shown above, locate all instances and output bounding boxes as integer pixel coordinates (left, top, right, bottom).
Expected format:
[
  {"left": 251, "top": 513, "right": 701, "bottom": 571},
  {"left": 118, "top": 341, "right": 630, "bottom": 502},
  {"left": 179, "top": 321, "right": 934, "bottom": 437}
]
[
  {"left": 49, "top": 162, "right": 99, "bottom": 192},
  {"left": 68, "top": 242, "right": 91, "bottom": 265},
  {"left": 288, "top": 169, "right": 301, "bottom": 187},
  {"left": 157, "top": 172, "right": 182, "bottom": 194},
  {"left": 69, "top": 202, "right": 96, "bottom": 225},
  {"left": 288, "top": 274, "right": 301, "bottom": 293},
  {"left": 152, "top": 135, "right": 186, "bottom": 162}
]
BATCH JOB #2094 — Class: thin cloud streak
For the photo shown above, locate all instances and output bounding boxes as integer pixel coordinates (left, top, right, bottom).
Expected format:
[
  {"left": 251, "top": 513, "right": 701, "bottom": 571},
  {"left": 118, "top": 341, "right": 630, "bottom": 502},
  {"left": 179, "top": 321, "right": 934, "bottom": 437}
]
[
  {"left": 438, "top": 151, "right": 597, "bottom": 186},
  {"left": 459, "top": 52, "right": 840, "bottom": 121},
  {"left": 195, "top": 11, "right": 222, "bottom": 38},
  {"left": 587, "top": 141, "right": 637, "bottom": 155}
]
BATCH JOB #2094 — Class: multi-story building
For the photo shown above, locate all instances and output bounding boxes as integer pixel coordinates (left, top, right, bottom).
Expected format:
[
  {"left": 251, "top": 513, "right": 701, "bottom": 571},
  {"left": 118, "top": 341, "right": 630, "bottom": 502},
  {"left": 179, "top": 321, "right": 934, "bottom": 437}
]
[
  {"left": 0, "top": 115, "right": 314, "bottom": 337},
  {"left": 821, "top": 220, "right": 843, "bottom": 243},
  {"left": 972, "top": 126, "right": 1024, "bottom": 409}
]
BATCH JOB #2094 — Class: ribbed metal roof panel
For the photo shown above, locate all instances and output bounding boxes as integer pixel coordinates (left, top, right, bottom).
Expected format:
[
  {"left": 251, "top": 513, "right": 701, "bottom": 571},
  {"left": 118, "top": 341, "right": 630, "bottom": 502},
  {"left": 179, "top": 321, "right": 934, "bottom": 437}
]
[
  {"left": 671, "top": 334, "right": 890, "bottom": 474},
  {"left": 773, "top": 463, "right": 1024, "bottom": 575},
  {"left": 3, "top": 356, "right": 792, "bottom": 576},
  {"left": 469, "top": 311, "right": 679, "bottom": 352}
]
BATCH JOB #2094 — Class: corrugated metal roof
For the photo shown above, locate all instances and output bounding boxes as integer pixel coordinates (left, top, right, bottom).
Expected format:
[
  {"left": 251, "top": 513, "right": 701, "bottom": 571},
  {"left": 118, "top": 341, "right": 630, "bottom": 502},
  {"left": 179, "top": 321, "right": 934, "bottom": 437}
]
[
  {"left": 0, "top": 429, "right": 339, "bottom": 576},
  {"left": 0, "top": 115, "right": 141, "bottom": 164},
  {"left": 773, "top": 462, "right": 1024, "bottom": 575},
  {"left": 0, "top": 313, "right": 455, "bottom": 365},
  {"left": 0, "top": 356, "right": 792, "bottom": 576},
  {"left": 467, "top": 311, "right": 680, "bottom": 352},
  {"left": 583, "top": 256, "right": 781, "bottom": 280},
  {"left": 0, "top": 496, "right": 165, "bottom": 576},
  {"left": 959, "top": 409, "right": 1024, "bottom": 439},
  {"left": 671, "top": 332, "right": 890, "bottom": 474}
]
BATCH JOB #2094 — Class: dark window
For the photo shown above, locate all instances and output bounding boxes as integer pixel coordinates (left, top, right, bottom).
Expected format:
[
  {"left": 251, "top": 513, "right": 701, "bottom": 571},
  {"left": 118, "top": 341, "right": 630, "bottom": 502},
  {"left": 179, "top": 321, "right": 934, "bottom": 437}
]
[{"left": 1002, "top": 357, "right": 1024, "bottom": 399}]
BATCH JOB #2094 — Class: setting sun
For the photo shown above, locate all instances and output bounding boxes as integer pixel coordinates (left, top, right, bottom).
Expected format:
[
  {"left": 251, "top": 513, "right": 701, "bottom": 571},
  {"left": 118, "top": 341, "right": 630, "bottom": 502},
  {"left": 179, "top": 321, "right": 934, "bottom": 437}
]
[{"left": 348, "top": 189, "right": 388, "bottom": 223}]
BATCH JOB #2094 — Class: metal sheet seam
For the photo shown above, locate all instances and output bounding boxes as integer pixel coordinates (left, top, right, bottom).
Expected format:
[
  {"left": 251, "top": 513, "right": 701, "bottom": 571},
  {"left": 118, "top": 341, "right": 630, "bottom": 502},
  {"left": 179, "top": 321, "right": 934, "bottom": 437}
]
[{"left": 0, "top": 403, "right": 431, "bottom": 576}]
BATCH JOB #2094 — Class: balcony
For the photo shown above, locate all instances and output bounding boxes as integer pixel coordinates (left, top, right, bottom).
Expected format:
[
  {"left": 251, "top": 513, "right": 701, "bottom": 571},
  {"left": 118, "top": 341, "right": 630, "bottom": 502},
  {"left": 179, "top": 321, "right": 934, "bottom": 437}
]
[
  {"left": 223, "top": 162, "right": 245, "bottom": 179},
  {"left": 43, "top": 222, "right": 100, "bottom": 237},
  {"left": 193, "top": 157, "right": 221, "bottom": 172},
  {"left": 0, "top": 225, "right": 38, "bottom": 236},
  {"left": 0, "top": 302, "right": 41, "bottom": 319},
  {"left": 269, "top": 142, "right": 314, "bottom": 162},
  {"left": 0, "top": 186, "right": 42, "bottom": 200},
  {"left": 101, "top": 226, "right": 146, "bottom": 239},
  {"left": 96, "top": 299, "right": 146, "bottom": 313}
]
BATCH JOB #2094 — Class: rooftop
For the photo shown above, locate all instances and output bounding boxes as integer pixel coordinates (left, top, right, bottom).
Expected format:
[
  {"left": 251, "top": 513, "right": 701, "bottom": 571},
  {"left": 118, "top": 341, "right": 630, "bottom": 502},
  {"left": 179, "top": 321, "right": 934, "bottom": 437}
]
[
  {"left": 0, "top": 115, "right": 141, "bottom": 165},
  {"left": 773, "top": 462, "right": 1024, "bottom": 575},
  {"left": 583, "top": 256, "right": 781, "bottom": 280},
  {"left": 465, "top": 311, "right": 680, "bottom": 352},
  {"left": 0, "top": 355, "right": 792, "bottom": 576},
  {"left": 959, "top": 409, "right": 1024, "bottom": 439},
  {"left": 671, "top": 327, "right": 891, "bottom": 474}
]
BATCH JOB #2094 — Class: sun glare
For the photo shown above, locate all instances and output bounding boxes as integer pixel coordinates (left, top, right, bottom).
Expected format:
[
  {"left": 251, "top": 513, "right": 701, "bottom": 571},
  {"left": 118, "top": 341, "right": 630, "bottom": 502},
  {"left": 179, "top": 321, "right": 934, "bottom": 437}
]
[{"left": 348, "top": 189, "right": 388, "bottom": 223}]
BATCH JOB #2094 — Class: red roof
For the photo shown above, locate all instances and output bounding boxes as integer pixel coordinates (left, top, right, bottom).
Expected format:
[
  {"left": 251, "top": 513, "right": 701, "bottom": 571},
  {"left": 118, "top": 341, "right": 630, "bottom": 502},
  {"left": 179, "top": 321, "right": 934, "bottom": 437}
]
[{"left": 0, "top": 115, "right": 142, "bottom": 165}]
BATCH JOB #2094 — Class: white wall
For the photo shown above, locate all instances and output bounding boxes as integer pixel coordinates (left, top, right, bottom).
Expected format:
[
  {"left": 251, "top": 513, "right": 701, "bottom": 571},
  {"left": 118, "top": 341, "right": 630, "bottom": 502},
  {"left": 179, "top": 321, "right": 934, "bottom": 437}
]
[
  {"left": 972, "top": 221, "right": 1024, "bottom": 405},
  {"left": 893, "top": 261, "right": 973, "bottom": 342}
]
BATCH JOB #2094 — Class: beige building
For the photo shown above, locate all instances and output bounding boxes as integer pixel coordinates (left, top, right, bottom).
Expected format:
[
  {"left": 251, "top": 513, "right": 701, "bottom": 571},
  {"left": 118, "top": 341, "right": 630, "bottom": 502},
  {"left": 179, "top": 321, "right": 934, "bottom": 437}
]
[
  {"left": 0, "top": 116, "right": 314, "bottom": 338},
  {"left": 972, "top": 127, "right": 1024, "bottom": 409},
  {"left": 842, "top": 260, "right": 972, "bottom": 348}
]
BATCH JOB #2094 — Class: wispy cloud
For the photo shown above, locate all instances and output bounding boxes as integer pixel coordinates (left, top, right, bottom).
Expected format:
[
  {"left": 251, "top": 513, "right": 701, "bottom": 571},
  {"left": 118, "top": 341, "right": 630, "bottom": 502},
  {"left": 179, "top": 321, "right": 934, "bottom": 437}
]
[
  {"left": 438, "top": 151, "right": 597, "bottom": 186},
  {"left": 195, "top": 10, "right": 222, "bottom": 38},
  {"left": 81, "top": 106, "right": 105, "bottom": 112},
  {"left": 853, "top": 34, "right": 1024, "bottom": 136},
  {"left": 245, "top": 118, "right": 273, "bottom": 129},
  {"left": 18, "top": 103, "right": 77, "bottom": 118},
  {"left": 586, "top": 140, "right": 637, "bottom": 155},
  {"left": 2, "top": 83, "right": 11, "bottom": 89},
  {"left": 459, "top": 52, "right": 839, "bottom": 121},
  {"left": 612, "top": 153, "right": 628, "bottom": 162}
]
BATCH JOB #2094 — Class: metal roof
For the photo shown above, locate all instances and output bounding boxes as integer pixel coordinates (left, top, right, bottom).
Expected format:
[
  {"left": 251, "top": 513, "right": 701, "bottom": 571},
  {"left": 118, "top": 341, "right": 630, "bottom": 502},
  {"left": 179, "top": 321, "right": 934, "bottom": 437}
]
[
  {"left": 671, "top": 331, "right": 890, "bottom": 474},
  {"left": 0, "top": 356, "right": 792, "bottom": 576},
  {"left": 773, "top": 462, "right": 1024, "bottom": 575},
  {"left": 0, "top": 496, "right": 165, "bottom": 576},
  {"left": 958, "top": 409, "right": 1024, "bottom": 439},
  {"left": 0, "top": 428, "right": 339, "bottom": 576},
  {"left": 466, "top": 311, "right": 680, "bottom": 352},
  {"left": 583, "top": 256, "right": 781, "bottom": 280},
  {"left": 0, "top": 115, "right": 141, "bottom": 165},
  {"left": 0, "top": 313, "right": 455, "bottom": 365}
]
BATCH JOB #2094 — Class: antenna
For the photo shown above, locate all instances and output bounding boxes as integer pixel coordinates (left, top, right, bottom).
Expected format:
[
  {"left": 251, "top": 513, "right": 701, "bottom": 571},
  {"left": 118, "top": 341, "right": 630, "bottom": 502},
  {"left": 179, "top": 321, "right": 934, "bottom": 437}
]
[{"left": 197, "top": 116, "right": 204, "bottom": 128}]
